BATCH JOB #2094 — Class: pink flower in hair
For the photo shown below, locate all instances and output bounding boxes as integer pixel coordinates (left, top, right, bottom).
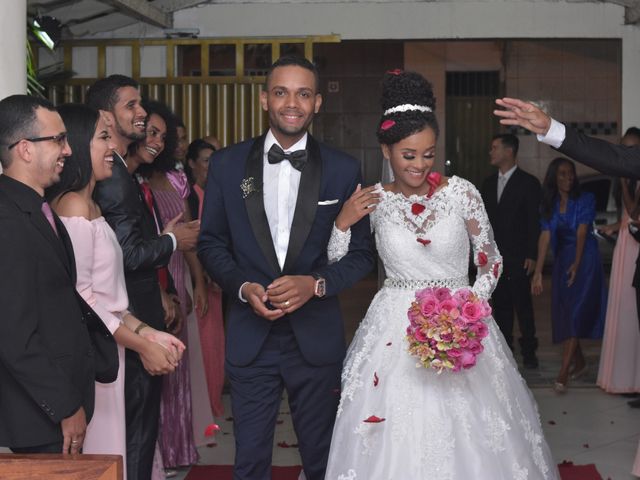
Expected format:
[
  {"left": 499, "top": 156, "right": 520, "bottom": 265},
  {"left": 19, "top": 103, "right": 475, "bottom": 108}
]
[
  {"left": 387, "top": 69, "right": 403, "bottom": 75},
  {"left": 380, "top": 120, "right": 395, "bottom": 131}
]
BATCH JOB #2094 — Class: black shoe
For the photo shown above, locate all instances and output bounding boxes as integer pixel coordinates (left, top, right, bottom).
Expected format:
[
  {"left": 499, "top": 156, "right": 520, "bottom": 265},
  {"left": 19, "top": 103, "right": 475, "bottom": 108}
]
[
  {"left": 628, "top": 397, "right": 640, "bottom": 408},
  {"left": 523, "top": 355, "right": 539, "bottom": 369}
]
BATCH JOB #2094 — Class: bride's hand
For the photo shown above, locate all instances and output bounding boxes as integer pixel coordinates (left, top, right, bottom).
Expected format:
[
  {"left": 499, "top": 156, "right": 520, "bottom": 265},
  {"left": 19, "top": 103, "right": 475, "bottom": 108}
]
[{"left": 335, "top": 184, "right": 381, "bottom": 232}]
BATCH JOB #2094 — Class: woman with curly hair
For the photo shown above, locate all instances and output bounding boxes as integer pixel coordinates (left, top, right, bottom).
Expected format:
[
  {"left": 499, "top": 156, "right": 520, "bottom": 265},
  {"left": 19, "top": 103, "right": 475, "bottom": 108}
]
[{"left": 324, "top": 71, "right": 558, "bottom": 479}]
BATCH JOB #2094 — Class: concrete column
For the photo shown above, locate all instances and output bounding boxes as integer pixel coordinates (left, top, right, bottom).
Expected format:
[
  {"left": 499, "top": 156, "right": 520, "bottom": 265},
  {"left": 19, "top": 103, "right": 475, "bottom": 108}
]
[{"left": 0, "top": 0, "right": 27, "bottom": 99}]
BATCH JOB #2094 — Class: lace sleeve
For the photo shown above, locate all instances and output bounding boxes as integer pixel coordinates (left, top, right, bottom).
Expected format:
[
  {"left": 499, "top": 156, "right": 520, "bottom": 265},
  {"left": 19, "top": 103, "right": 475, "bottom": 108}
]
[
  {"left": 456, "top": 179, "right": 503, "bottom": 299},
  {"left": 327, "top": 224, "right": 351, "bottom": 263}
]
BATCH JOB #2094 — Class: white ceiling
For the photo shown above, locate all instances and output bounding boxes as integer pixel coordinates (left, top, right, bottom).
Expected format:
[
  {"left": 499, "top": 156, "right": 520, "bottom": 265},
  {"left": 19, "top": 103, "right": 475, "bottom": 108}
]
[{"left": 25, "top": 0, "right": 640, "bottom": 38}]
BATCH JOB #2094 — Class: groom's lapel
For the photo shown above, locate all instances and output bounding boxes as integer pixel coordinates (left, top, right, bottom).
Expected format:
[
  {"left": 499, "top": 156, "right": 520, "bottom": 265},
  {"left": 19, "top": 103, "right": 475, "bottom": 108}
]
[
  {"left": 244, "top": 134, "right": 281, "bottom": 275},
  {"left": 282, "top": 135, "right": 322, "bottom": 273}
]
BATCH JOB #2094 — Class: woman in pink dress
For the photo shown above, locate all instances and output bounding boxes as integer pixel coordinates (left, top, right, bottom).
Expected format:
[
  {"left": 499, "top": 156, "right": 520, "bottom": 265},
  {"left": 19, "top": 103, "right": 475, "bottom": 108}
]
[
  {"left": 596, "top": 128, "right": 640, "bottom": 394},
  {"left": 128, "top": 103, "right": 215, "bottom": 468},
  {"left": 45, "top": 104, "right": 185, "bottom": 478},
  {"left": 185, "top": 138, "right": 225, "bottom": 418}
]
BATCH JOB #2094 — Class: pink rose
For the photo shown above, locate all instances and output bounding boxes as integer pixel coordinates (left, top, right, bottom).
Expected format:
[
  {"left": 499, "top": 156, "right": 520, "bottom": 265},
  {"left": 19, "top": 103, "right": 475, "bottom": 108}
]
[
  {"left": 467, "top": 340, "right": 484, "bottom": 354},
  {"left": 453, "top": 288, "right": 473, "bottom": 304},
  {"left": 419, "top": 295, "right": 439, "bottom": 317},
  {"left": 416, "top": 287, "right": 435, "bottom": 301},
  {"left": 447, "top": 347, "right": 463, "bottom": 358},
  {"left": 439, "top": 299, "right": 459, "bottom": 318},
  {"left": 469, "top": 321, "right": 489, "bottom": 339},
  {"left": 459, "top": 350, "right": 477, "bottom": 369},
  {"left": 413, "top": 328, "right": 428, "bottom": 343},
  {"left": 434, "top": 287, "right": 452, "bottom": 302},
  {"left": 461, "top": 301, "right": 482, "bottom": 322}
]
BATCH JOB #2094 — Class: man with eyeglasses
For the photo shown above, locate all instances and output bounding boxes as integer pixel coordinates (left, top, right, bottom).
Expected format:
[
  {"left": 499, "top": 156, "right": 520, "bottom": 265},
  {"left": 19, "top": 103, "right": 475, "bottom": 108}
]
[
  {"left": 87, "top": 75, "right": 199, "bottom": 480},
  {"left": 0, "top": 94, "right": 110, "bottom": 454}
]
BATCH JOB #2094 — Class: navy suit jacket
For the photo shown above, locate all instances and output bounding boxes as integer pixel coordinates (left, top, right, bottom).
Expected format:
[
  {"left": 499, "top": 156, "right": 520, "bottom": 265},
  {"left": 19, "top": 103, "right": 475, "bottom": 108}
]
[
  {"left": 198, "top": 133, "right": 374, "bottom": 367},
  {"left": 556, "top": 125, "right": 640, "bottom": 179}
]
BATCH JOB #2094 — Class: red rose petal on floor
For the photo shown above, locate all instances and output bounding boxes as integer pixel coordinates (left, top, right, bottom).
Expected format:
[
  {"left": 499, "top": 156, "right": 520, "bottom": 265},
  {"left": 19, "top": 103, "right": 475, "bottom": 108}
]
[
  {"left": 548, "top": 420, "right": 556, "bottom": 425},
  {"left": 562, "top": 411, "right": 567, "bottom": 415},
  {"left": 291, "top": 443, "right": 299, "bottom": 448},
  {"left": 386, "top": 342, "right": 392, "bottom": 346},
  {"left": 225, "top": 417, "right": 234, "bottom": 422},
  {"left": 411, "top": 203, "right": 426, "bottom": 215},
  {"left": 363, "top": 415, "right": 386, "bottom": 423},
  {"left": 206, "top": 443, "right": 217, "bottom": 448},
  {"left": 416, "top": 238, "right": 431, "bottom": 246},
  {"left": 204, "top": 423, "right": 221, "bottom": 437},
  {"left": 276, "top": 420, "right": 284, "bottom": 425},
  {"left": 582, "top": 443, "right": 589, "bottom": 448},
  {"left": 277, "top": 441, "right": 291, "bottom": 448},
  {"left": 373, "top": 372, "right": 379, "bottom": 387}
]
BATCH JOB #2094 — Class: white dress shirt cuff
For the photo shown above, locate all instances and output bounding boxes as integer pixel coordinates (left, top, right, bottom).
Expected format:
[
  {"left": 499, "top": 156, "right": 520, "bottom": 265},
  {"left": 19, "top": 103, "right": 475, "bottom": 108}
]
[
  {"left": 238, "top": 281, "right": 250, "bottom": 303},
  {"left": 164, "top": 232, "right": 177, "bottom": 251},
  {"left": 537, "top": 118, "right": 566, "bottom": 149}
]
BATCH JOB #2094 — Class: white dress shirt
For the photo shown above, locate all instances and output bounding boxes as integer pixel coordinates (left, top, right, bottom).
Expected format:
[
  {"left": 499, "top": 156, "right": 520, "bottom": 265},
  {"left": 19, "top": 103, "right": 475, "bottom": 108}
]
[
  {"left": 238, "top": 130, "right": 307, "bottom": 301},
  {"left": 263, "top": 130, "right": 306, "bottom": 269},
  {"left": 537, "top": 118, "right": 566, "bottom": 148},
  {"left": 497, "top": 164, "right": 517, "bottom": 202}
]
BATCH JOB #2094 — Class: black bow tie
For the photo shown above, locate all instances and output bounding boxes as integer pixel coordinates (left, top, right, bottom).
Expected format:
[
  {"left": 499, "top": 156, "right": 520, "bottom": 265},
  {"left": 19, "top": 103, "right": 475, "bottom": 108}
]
[{"left": 267, "top": 144, "right": 308, "bottom": 172}]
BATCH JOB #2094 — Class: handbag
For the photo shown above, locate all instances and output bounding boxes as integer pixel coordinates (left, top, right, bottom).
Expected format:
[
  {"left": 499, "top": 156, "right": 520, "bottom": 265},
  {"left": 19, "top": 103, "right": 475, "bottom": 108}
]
[{"left": 75, "top": 292, "right": 119, "bottom": 383}]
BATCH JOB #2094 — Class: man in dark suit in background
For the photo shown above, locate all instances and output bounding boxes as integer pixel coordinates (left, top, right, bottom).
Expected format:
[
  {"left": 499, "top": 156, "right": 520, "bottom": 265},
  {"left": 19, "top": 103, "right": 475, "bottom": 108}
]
[
  {"left": 0, "top": 95, "right": 98, "bottom": 454},
  {"left": 198, "top": 56, "right": 374, "bottom": 480},
  {"left": 88, "top": 75, "right": 199, "bottom": 480},
  {"left": 481, "top": 134, "right": 541, "bottom": 368}
]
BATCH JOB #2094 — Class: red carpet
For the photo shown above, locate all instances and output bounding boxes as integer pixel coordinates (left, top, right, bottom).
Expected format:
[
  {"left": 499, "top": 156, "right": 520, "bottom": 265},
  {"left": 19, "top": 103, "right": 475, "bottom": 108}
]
[
  {"left": 185, "top": 465, "right": 302, "bottom": 480},
  {"left": 558, "top": 461, "right": 603, "bottom": 480},
  {"left": 185, "top": 463, "right": 601, "bottom": 480}
]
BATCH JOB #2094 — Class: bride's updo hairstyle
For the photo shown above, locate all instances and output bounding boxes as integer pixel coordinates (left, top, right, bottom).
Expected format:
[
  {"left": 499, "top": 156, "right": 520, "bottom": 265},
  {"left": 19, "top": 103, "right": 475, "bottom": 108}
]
[{"left": 376, "top": 70, "right": 439, "bottom": 145}]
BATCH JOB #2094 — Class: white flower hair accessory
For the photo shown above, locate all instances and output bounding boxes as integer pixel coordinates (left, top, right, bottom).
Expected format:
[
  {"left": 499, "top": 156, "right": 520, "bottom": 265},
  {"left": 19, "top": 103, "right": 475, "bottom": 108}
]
[{"left": 383, "top": 104, "right": 432, "bottom": 116}]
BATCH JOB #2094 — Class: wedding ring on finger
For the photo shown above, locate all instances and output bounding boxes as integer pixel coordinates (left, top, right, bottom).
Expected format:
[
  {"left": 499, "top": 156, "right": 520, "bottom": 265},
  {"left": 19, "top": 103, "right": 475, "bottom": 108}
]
[{"left": 283, "top": 300, "right": 291, "bottom": 308}]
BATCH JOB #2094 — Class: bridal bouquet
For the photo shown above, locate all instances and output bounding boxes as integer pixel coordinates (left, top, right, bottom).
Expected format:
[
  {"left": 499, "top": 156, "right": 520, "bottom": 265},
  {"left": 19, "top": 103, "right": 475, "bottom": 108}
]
[{"left": 406, "top": 287, "right": 491, "bottom": 373}]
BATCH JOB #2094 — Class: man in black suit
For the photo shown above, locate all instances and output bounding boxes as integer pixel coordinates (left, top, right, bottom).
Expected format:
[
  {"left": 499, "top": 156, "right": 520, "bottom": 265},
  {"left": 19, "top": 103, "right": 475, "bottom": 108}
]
[
  {"left": 0, "top": 95, "right": 99, "bottom": 454},
  {"left": 481, "top": 134, "right": 541, "bottom": 368},
  {"left": 87, "top": 75, "right": 199, "bottom": 480}
]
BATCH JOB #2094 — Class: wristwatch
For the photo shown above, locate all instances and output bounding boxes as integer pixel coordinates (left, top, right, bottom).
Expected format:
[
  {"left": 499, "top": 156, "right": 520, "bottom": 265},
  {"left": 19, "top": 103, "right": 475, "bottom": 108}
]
[{"left": 311, "top": 273, "right": 326, "bottom": 298}]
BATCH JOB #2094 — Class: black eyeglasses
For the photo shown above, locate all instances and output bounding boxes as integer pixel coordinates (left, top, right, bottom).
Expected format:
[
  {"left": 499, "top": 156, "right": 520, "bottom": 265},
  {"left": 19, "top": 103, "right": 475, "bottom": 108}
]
[{"left": 7, "top": 133, "right": 67, "bottom": 150}]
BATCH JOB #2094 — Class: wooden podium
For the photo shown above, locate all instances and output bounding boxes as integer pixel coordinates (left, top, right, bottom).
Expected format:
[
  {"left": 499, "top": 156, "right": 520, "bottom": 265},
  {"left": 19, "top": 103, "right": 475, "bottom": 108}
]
[{"left": 0, "top": 453, "right": 123, "bottom": 479}]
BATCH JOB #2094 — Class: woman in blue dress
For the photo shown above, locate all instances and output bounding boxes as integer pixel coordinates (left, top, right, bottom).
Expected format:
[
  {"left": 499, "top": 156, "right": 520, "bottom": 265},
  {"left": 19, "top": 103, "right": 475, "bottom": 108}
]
[{"left": 532, "top": 157, "right": 606, "bottom": 392}]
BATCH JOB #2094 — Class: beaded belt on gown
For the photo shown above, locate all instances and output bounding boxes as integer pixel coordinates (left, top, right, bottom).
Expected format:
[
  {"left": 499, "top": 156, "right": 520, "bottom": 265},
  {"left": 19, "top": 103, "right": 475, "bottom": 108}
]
[{"left": 383, "top": 276, "right": 469, "bottom": 290}]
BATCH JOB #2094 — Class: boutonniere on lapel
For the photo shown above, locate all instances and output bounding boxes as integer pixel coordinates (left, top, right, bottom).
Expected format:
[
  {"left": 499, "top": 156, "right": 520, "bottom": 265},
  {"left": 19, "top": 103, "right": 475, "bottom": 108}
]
[{"left": 240, "top": 177, "right": 259, "bottom": 199}]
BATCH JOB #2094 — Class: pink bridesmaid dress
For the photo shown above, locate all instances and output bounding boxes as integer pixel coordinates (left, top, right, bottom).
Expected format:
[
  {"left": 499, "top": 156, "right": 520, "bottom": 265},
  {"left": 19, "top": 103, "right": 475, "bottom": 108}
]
[
  {"left": 61, "top": 216, "right": 128, "bottom": 479},
  {"left": 194, "top": 183, "right": 225, "bottom": 418},
  {"left": 597, "top": 207, "right": 640, "bottom": 393}
]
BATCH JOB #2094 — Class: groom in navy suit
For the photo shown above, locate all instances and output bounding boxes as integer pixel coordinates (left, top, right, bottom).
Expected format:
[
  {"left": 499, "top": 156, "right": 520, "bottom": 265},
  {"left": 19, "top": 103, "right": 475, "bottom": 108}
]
[{"left": 198, "top": 56, "right": 374, "bottom": 480}]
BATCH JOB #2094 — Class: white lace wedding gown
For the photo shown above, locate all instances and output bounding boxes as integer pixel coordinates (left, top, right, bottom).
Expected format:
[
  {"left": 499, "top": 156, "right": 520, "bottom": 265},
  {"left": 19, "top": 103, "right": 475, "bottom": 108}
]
[{"left": 324, "top": 177, "right": 559, "bottom": 480}]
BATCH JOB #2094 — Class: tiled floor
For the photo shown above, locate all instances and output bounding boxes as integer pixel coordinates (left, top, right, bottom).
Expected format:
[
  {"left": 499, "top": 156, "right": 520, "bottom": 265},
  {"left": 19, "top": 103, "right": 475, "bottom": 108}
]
[{"left": 174, "top": 270, "right": 640, "bottom": 479}]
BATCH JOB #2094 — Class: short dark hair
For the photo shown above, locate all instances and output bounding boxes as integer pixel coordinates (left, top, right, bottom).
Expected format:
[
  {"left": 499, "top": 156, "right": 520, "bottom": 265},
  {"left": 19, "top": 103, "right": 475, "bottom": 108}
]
[
  {"left": 86, "top": 74, "right": 139, "bottom": 112},
  {"left": 264, "top": 55, "right": 320, "bottom": 92},
  {"left": 133, "top": 100, "right": 179, "bottom": 177},
  {"left": 184, "top": 138, "right": 216, "bottom": 184},
  {"left": 45, "top": 104, "right": 99, "bottom": 202},
  {"left": 624, "top": 127, "right": 640, "bottom": 141},
  {"left": 376, "top": 71, "right": 439, "bottom": 145},
  {"left": 493, "top": 133, "right": 519, "bottom": 157},
  {"left": 0, "top": 95, "right": 57, "bottom": 168}
]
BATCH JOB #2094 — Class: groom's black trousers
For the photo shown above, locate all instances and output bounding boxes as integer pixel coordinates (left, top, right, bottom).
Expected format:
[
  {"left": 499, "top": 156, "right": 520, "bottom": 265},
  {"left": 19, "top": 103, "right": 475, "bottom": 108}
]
[{"left": 226, "top": 319, "right": 343, "bottom": 480}]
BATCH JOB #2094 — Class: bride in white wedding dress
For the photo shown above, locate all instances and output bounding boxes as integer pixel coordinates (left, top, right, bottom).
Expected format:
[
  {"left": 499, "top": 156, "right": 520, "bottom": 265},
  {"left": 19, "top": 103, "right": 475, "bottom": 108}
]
[{"left": 323, "top": 71, "right": 559, "bottom": 480}]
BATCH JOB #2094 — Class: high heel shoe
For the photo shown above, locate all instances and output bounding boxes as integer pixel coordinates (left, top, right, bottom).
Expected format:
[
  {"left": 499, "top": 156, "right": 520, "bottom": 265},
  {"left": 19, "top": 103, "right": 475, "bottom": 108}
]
[
  {"left": 553, "top": 381, "right": 568, "bottom": 394},
  {"left": 570, "top": 364, "right": 587, "bottom": 381}
]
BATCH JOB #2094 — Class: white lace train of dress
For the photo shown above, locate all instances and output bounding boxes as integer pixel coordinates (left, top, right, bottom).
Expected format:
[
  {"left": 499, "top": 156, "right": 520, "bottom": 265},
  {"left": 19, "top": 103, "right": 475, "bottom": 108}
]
[{"left": 324, "top": 177, "right": 559, "bottom": 480}]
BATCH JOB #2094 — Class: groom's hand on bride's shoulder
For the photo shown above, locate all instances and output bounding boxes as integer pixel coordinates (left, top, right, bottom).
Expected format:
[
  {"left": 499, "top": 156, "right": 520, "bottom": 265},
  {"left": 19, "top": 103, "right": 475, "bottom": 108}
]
[
  {"left": 242, "top": 282, "right": 285, "bottom": 321},
  {"left": 266, "top": 275, "right": 315, "bottom": 315}
]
